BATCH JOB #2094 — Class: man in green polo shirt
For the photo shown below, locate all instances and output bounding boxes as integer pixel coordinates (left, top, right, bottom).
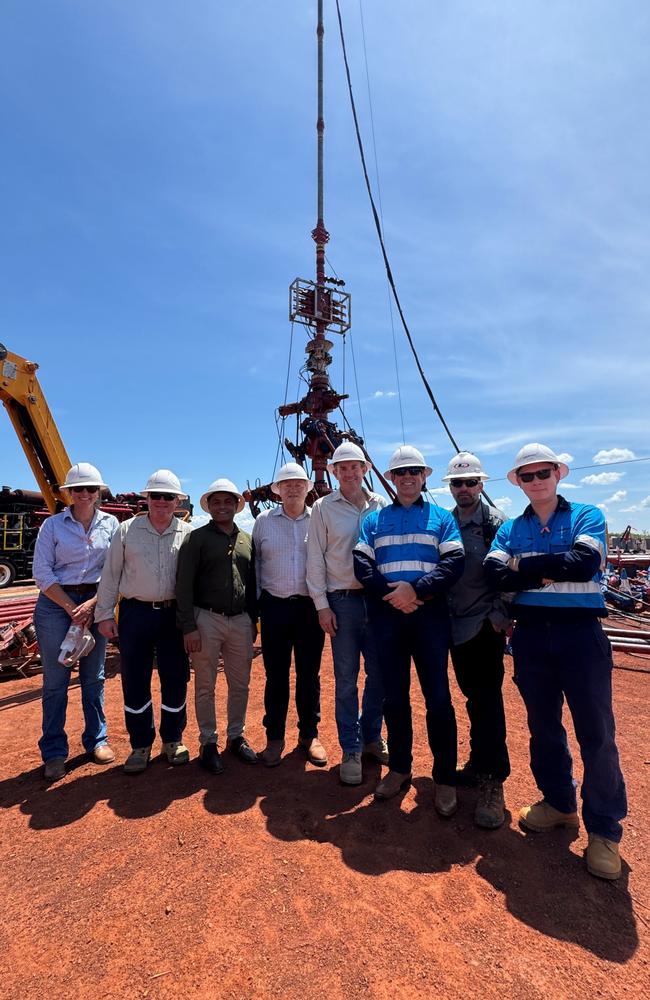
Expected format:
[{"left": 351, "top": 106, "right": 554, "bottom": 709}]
[{"left": 176, "top": 478, "right": 258, "bottom": 774}]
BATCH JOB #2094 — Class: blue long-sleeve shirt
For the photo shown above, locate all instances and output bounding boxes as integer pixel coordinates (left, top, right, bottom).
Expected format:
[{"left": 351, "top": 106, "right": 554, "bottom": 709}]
[
  {"left": 484, "top": 496, "right": 606, "bottom": 619},
  {"left": 353, "top": 497, "right": 465, "bottom": 600},
  {"left": 33, "top": 507, "right": 119, "bottom": 592}
]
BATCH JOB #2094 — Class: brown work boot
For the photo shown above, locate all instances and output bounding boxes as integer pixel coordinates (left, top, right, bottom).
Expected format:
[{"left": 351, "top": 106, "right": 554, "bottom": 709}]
[
  {"left": 44, "top": 758, "right": 66, "bottom": 781},
  {"left": 363, "top": 737, "right": 389, "bottom": 766},
  {"left": 299, "top": 737, "right": 328, "bottom": 767},
  {"left": 124, "top": 747, "right": 152, "bottom": 774},
  {"left": 519, "top": 799, "right": 579, "bottom": 832},
  {"left": 162, "top": 741, "right": 190, "bottom": 766},
  {"left": 586, "top": 834, "right": 622, "bottom": 880},
  {"left": 258, "top": 740, "right": 285, "bottom": 767},
  {"left": 374, "top": 770, "right": 412, "bottom": 800},
  {"left": 92, "top": 744, "right": 115, "bottom": 765},
  {"left": 434, "top": 783, "right": 458, "bottom": 818},
  {"left": 474, "top": 778, "right": 505, "bottom": 829}
]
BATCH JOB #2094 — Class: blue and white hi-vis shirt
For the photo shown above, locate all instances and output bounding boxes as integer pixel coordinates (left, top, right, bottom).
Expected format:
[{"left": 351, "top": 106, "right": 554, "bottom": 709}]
[
  {"left": 353, "top": 498, "right": 464, "bottom": 599},
  {"left": 485, "top": 498, "right": 606, "bottom": 616}
]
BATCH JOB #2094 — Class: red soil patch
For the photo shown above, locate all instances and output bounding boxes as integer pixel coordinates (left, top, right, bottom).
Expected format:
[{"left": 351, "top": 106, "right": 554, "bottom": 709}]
[{"left": 0, "top": 642, "right": 648, "bottom": 999}]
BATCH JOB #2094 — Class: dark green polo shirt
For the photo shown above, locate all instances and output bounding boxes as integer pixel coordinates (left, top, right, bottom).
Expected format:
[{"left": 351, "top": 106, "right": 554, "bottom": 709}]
[{"left": 176, "top": 521, "right": 257, "bottom": 633}]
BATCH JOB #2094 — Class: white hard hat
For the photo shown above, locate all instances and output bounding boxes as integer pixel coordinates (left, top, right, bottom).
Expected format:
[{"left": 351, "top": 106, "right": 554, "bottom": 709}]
[
  {"left": 443, "top": 451, "right": 489, "bottom": 482},
  {"left": 62, "top": 463, "right": 108, "bottom": 490},
  {"left": 384, "top": 445, "right": 432, "bottom": 479},
  {"left": 200, "top": 478, "right": 245, "bottom": 514},
  {"left": 507, "top": 443, "right": 569, "bottom": 485},
  {"left": 142, "top": 469, "right": 187, "bottom": 498},
  {"left": 328, "top": 442, "right": 369, "bottom": 469},
  {"left": 271, "top": 462, "right": 313, "bottom": 496}
]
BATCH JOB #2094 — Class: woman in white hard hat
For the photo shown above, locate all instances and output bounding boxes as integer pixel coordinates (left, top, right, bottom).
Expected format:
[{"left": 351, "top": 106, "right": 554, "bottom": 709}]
[{"left": 32, "top": 463, "right": 120, "bottom": 781}]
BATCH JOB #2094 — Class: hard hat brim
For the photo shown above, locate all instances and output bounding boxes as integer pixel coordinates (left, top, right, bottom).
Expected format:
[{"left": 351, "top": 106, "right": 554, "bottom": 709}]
[
  {"left": 62, "top": 480, "right": 108, "bottom": 490},
  {"left": 143, "top": 488, "right": 188, "bottom": 500},
  {"left": 442, "top": 472, "right": 489, "bottom": 482},
  {"left": 200, "top": 491, "right": 245, "bottom": 514},
  {"left": 271, "top": 477, "right": 313, "bottom": 496}
]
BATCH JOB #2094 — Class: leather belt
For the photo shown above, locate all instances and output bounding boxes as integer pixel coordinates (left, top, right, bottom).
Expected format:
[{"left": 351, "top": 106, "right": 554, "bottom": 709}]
[
  {"left": 196, "top": 603, "right": 244, "bottom": 617},
  {"left": 261, "top": 591, "right": 310, "bottom": 601},
  {"left": 125, "top": 597, "right": 176, "bottom": 610},
  {"left": 327, "top": 589, "right": 364, "bottom": 598},
  {"left": 61, "top": 583, "right": 98, "bottom": 595}
]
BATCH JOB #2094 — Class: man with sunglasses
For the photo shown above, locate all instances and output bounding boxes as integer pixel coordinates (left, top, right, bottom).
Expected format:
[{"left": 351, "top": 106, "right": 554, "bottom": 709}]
[
  {"left": 353, "top": 446, "right": 464, "bottom": 812},
  {"left": 96, "top": 470, "right": 192, "bottom": 774},
  {"left": 443, "top": 452, "right": 511, "bottom": 829},
  {"left": 484, "top": 443, "right": 627, "bottom": 879}
]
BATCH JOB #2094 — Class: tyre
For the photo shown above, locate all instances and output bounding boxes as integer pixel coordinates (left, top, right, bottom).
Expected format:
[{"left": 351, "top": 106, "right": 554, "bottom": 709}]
[{"left": 0, "top": 560, "right": 17, "bottom": 588}]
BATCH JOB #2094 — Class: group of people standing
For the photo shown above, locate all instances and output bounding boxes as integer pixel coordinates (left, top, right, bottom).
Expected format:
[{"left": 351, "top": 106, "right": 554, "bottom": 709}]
[{"left": 32, "top": 441, "right": 627, "bottom": 882}]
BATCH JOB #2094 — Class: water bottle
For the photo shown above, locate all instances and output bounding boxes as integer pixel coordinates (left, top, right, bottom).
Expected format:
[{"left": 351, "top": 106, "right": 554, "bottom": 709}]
[{"left": 58, "top": 624, "right": 96, "bottom": 667}]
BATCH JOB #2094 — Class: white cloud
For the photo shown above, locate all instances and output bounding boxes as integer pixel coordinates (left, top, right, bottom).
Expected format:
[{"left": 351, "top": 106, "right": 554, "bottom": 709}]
[
  {"left": 235, "top": 509, "right": 256, "bottom": 532},
  {"left": 493, "top": 496, "right": 513, "bottom": 509},
  {"left": 190, "top": 513, "right": 210, "bottom": 530},
  {"left": 581, "top": 472, "right": 624, "bottom": 486},
  {"left": 561, "top": 482, "right": 581, "bottom": 490},
  {"left": 604, "top": 490, "right": 627, "bottom": 503},
  {"left": 372, "top": 390, "right": 398, "bottom": 399},
  {"left": 596, "top": 503, "right": 608, "bottom": 512},
  {"left": 556, "top": 452, "right": 574, "bottom": 463},
  {"left": 428, "top": 486, "right": 451, "bottom": 495},
  {"left": 592, "top": 448, "right": 636, "bottom": 465}
]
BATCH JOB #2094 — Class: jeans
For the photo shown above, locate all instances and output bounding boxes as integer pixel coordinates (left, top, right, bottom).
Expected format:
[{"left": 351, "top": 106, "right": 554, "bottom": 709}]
[
  {"left": 371, "top": 599, "right": 456, "bottom": 782},
  {"left": 328, "top": 591, "right": 384, "bottom": 753},
  {"left": 260, "top": 592, "right": 324, "bottom": 741},
  {"left": 512, "top": 617, "right": 627, "bottom": 842},
  {"left": 450, "top": 619, "right": 510, "bottom": 781},
  {"left": 35, "top": 592, "right": 108, "bottom": 762}
]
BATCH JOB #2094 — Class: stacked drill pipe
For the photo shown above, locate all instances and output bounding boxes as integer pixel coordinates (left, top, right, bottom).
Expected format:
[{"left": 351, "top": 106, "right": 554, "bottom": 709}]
[{"left": 603, "top": 623, "right": 650, "bottom": 655}]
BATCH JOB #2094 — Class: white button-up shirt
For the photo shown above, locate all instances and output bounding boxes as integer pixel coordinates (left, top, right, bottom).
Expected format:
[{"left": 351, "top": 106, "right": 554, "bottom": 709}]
[
  {"left": 252, "top": 505, "right": 311, "bottom": 598},
  {"left": 95, "top": 514, "right": 192, "bottom": 621},
  {"left": 306, "top": 488, "right": 387, "bottom": 610}
]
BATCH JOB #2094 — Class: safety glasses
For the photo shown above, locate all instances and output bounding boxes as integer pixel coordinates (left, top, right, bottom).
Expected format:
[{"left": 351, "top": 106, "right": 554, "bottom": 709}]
[
  {"left": 449, "top": 478, "right": 480, "bottom": 489},
  {"left": 517, "top": 468, "right": 554, "bottom": 483},
  {"left": 392, "top": 466, "right": 425, "bottom": 477},
  {"left": 70, "top": 485, "right": 100, "bottom": 494},
  {"left": 149, "top": 493, "right": 177, "bottom": 501}
]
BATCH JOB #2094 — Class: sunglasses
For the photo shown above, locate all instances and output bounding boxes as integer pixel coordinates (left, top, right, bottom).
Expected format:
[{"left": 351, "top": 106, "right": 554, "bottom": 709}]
[
  {"left": 517, "top": 468, "right": 555, "bottom": 483},
  {"left": 150, "top": 492, "right": 177, "bottom": 501},
  {"left": 449, "top": 478, "right": 480, "bottom": 489},
  {"left": 392, "top": 466, "right": 425, "bottom": 477},
  {"left": 70, "top": 485, "right": 99, "bottom": 494}
]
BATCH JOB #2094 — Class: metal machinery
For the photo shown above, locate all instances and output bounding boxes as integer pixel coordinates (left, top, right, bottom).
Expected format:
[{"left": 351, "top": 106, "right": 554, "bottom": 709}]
[{"left": 243, "top": 1, "right": 392, "bottom": 516}]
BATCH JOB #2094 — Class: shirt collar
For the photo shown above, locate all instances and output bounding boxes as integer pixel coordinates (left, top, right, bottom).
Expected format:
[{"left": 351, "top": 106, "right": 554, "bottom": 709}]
[
  {"left": 143, "top": 514, "right": 182, "bottom": 535},
  {"left": 393, "top": 494, "right": 425, "bottom": 509},
  {"left": 523, "top": 495, "right": 570, "bottom": 519},
  {"left": 207, "top": 519, "right": 239, "bottom": 538},
  {"left": 272, "top": 505, "right": 310, "bottom": 520}
]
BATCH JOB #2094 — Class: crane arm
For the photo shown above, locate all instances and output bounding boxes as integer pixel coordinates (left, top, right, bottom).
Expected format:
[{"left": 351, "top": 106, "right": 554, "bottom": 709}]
[{"left": 0, "top": 344, "right": 71, "bottom": 513}]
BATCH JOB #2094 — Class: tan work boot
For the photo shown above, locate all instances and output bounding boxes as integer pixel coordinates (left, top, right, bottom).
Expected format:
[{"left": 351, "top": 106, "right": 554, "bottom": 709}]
[
  {"left": 162, "top": 741, "right": 190, "bottom": 766},
  {"left": 44, "top": 758, "right": 66, "bottom": 781},
  {"left": 374, "top": 770, "right": 411, "bottom": 800},
  {"left": 124, "top": 747, "right": 152, "bottom": 774},
  {"left": 93, "top": 744, "right": 115, "bottom": 765},
  {"left": 363, "top": 737, "right": 389, "bottom": 765},
  {"left": 519, "top": 799, "right": 579, "bottom": 832},
  {"left": 340, "top": 751, "right": 362, "bottom": 786},
  {"left": 258, "top": 740, "right": 285, "bottom": 767},
  {"left": 434, "top": 783, "right": 458, "bottom": 818},
  {"left": 299, "top": 737, "right": 328, "bottom": 767},
  {"left": 586, "top": 834, "right": 622, "bottom": 880}
]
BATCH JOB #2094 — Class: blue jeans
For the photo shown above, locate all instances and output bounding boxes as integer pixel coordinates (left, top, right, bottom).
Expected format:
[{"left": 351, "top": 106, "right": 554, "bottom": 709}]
[
  {"left": 328, "top": 591, "right": 384, "bottom": 753},
  {"left": 512, "top": 617, "right": 627, "bottom": 842},
  {"left": 35, "top": 593, "right": 108, "bottom": 762}
]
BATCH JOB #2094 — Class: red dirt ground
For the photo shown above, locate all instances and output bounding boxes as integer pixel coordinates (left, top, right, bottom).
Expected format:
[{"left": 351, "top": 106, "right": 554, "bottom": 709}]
[{"left": 0, "top": 636, "right": 648, "bottom": 1000}]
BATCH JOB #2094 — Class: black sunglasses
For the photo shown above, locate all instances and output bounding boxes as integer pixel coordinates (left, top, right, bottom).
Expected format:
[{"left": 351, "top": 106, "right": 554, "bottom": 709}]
[
  {"left": 517, "top": 468, "right": 555, "bottom": 483},
  {"left": 150, "top": 492, "right": 177, "bottom": 501},
  {"left": 70, "top": 485, "right": 100, "bottom": 494},
  {"left": 392, "top": 466, "right": 425, "bottom": 477},
  {"left": 449, "top": 478, "right": 480, "bottom": 489}
]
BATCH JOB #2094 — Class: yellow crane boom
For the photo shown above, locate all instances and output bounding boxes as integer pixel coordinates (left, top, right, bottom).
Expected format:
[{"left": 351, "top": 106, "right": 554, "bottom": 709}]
[{"left": 0, "top": 344, "right": 71, "bottom": 513}]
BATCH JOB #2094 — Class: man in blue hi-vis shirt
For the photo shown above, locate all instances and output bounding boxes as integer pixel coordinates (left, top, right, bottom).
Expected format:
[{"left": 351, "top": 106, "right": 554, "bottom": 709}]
[
  {"left": 484, "top": 443, "right": 627, "bottom": 881},
  {"left": 353, "top": 446, "right": 465, "bottom": 813}
]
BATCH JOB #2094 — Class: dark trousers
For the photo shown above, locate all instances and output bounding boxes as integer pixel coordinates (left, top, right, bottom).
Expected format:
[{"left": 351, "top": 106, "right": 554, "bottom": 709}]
[
  {"left": 512, "top": 617, "right": 627, "bottom": 842},
  {"left": 118, "top": 599, "right": 189, "bottom": 749},
  {"left": 259, "top": 591, "right": 325, "bottom": 741},
  {"left": 371, "top": 600, "right": 457, "bottom": 782},
  {"left": 450, "top": 619, "right": 510, "bottom": 781}
]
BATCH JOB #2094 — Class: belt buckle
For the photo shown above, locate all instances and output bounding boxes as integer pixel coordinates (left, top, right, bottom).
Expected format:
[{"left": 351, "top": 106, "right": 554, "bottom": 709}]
[{"left": 152, "top": 601, "right": 163, "bottom": 610}]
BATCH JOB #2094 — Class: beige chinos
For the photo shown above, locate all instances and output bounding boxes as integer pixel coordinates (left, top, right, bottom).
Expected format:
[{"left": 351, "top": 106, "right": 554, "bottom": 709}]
[{"left": 192, "top": 608, "right": 254, "bottom": 745}]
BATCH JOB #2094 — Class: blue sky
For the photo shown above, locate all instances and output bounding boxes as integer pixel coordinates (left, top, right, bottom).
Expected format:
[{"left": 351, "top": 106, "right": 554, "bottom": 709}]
[{"left": 2, "top": 1, "right": 649, "bottom": 533}]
